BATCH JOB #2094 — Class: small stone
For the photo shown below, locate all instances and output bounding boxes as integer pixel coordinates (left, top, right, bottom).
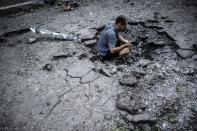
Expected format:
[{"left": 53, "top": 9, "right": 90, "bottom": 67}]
[
  {"left": 53, "top": 52, "right": 71, "bottom": 59},
  {"left": 110, "top": 67, "right": 117, "bottom": 75},
  {"left": 137, "top": 59, "right": 151, "bottom": 68},
  {"left": 126, "top": 113, "right": 157, "bottom": 123},
  {"left": 127, "top": 123, "right": 134, "bottom": 130},
  {"left": 120, "top": 111, "right": 127, "bottom": 116},
  {"left": 28, "top": 38, "right": 36, "bottom": 43},
  {"left": 155, "top": 62, "right": 161, "bottom": 69},
  {"left": 192, "top": 54, "right": 197, "bottom": 61},
  {"left": 148, "top": 40, "right": 166, "bottom": 45},
  {"left": 104, "top": 114, "right": 112, "bottom": 120},
  {"left": 156, "top": 41, "right": 165, "bottom": 45},
  {"left": 126, "top": 114, "right": 133, "bottom": 121},
  {"left": 138, "top": 109, "right": 143, "bottom": 113},
  {"left": 84, "top": 91, "right": 90, "bottom": 97}
]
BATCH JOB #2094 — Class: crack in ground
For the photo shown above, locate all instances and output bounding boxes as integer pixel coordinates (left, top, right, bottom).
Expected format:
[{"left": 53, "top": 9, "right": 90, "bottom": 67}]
[
  {"left": 64, "top": 68, "right": 98, "bottom": 85},
  {"left": 45, "top": 87, "right": 76, "bottom": 118}
]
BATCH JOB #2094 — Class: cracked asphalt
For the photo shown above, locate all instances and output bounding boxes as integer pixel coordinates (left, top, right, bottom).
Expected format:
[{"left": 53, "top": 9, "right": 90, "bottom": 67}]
[{"left": 0, "top": 0, "right": 197, "bottom": 130}]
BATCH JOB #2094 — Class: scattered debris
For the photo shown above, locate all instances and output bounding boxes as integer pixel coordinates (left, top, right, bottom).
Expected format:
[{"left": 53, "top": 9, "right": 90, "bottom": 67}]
[
  {"left": 119, "top": 74, "right": 137, "bottom": 87},
  {"left": 130, "top": 67, "right": 146, "bottom": 78},
  {"left": 30, "top": 27, "right": 80, "bottom": 41}
]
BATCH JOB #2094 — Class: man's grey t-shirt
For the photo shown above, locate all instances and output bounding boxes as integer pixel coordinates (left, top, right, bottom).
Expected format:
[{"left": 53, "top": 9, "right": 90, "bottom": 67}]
[{"left": 98, "top": 23, "right": 118, "bottom": 56}]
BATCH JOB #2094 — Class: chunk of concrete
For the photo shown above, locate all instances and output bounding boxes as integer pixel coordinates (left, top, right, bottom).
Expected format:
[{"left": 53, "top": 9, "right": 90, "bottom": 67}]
[
  {"left": 176, "top": 49, "right": 195, "bottom": 58},
  {"left": 126, "top": 113, "right": 157, "bottom": 123},
  {"left": 79, "top": 28, "right": 97, "bottom": 41},
  {"left": 119, "top": 74, "right": 137, "bottom": 87},
  {"left": 84, "top": 39, "right": 97, "bottom": 47},
  {"left": 66, "top": 60, "right": 95, "bottom": 78},
  {"left": 53, "top": 51, "right": 72, "bottom": 59}
]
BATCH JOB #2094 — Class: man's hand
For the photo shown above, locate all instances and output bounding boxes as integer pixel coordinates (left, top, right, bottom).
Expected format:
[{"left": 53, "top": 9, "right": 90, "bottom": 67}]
[
  {"left": 123, "top": 41, "right": 132, "bottom": 48},
  {"left": 122, "top": 41, "right": 133, "bottom": 52}
]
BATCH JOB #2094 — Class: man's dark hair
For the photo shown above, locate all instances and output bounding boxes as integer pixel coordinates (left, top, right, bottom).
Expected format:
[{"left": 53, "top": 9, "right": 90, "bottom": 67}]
[{"left": 116, "top": 15, "right": 127, "bottom": 25}]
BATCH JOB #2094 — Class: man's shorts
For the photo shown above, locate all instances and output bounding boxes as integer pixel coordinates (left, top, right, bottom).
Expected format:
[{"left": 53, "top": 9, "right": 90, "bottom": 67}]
[
  {"left": 101, "top": 51, "right": 119, "bottom": 60},
  {"left": 100, "top": 40, "right": 121, "bottom": 61}
]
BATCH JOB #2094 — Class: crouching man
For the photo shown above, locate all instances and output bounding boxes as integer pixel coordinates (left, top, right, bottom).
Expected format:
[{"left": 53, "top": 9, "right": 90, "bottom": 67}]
[{"left": 98, "top": 15, "right": 132, "bottom": 61}]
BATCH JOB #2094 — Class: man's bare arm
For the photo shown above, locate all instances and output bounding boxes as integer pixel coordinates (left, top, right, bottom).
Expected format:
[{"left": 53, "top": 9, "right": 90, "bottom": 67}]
[
  {"left": 110, "top": 43, "right": 131, "bottom": 53},
  {"left": 118, "top": 35, "right": 130, "bottom": 44},
  {"left": 118, "top": 35, "right": 133, "bottom": 50}
]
